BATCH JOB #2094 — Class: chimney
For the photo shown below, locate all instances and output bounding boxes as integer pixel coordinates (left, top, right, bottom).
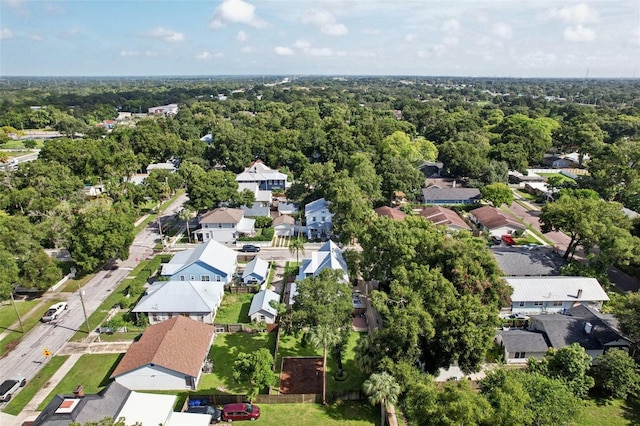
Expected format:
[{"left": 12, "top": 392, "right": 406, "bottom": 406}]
[
  {"left": 576, "top": 289, "right": 583, "bottom": 299},
  {"left": 73, "top": 385, "right": 85, "bottom": 398},
  {"left": 584, "top": 322, "right": 593, "bottom": 334}
]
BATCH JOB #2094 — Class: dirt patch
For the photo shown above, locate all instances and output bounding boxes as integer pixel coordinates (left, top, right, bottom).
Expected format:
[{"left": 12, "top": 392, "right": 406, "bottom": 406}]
[{"left": 279, "top": 357, "right": 323, "bottom": 394}]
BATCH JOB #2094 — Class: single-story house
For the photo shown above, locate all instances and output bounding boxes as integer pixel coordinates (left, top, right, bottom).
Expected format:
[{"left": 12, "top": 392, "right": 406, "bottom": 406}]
[
  {"left": 273, "top": 215, "right": 295, "bottom": 237},
  {"left": 248, "top": 289, "right": 281, "bottom": 324},
  {"left": 235, "top": 160, "right": 290, "bottom": 191},
  {"left": 238, "top": 182, "right": 271, "bottom": 217},
  {"left": 419, "top": 206, "right": 471, "bottom": 231},
  {"left": 148, "top": 103, "right": 179, "bottom": 115},
  {"left": 490, "top": 246, "right": 565, "bottom": 276},
  {"left": 495, "top": 330, "right": 551, "bottom": 364},
  {"left": 505, "top": 276, "right": 610, "bottom": 315},
  {"left": 296, "top": 240, "right": 349, "bottom": 283},
  {"left": 277, "top": 201, "right": 299, "bottom": 216},
  {"left": 305, "top": 198, "right": 332, "bottom": 240},
  {"left": 111, "top": 316, "right": 215, "bottom": 391},
  {"left": 194, "top": 207, "right": 255, "bottom": 244},
  {"left": 161, "top": 240, "right": 237, "bottom": 284},
  {"left": 242, "top": 257, "right": 270, "bottom": 285},
  {"left": 422, "top": 186, "right": 481, "bottom": 205},
  {"left": 508, "top": 170, "right": 545, "bottom": 184},
  {"left": 374, "top": 206, "right": 407, "bottom": 220},
  {"left": 131, "top": 281, "right": 225, "bottom": 325},
  {"left": 524, "top": 182, "right": 556, "bottom": 201},
  {"left": 469, "top": 206, "right": 526, "bottom": 237}
]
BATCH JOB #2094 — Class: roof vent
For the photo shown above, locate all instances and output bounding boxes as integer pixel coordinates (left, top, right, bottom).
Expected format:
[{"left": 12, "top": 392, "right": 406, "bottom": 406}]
[
  {"left": 577, "top": 289, "right": 583, "bottom": 299},
  {"left": 584, "top": 321, "right": 593, "bottom": 334}
]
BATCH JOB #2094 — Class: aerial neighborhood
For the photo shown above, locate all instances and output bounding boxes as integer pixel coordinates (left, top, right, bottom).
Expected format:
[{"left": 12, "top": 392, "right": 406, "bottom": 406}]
[{"left": 1, "top": 75, "right": 640, "bottom": 426}]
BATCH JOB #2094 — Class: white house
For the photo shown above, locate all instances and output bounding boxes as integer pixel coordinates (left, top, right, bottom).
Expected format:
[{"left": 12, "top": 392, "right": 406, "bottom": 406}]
[
  {"left": 273, "top": 215, "right": 295, "bottom": 237},
  {"left": 194, "top": 207, "right": 255, "bottom": 244},
  {"left": 111, "top": 316, "right": 215, "bottom": 391},
  {"left": 296, "top": 240, "right": 349, "bottom": 283},
  {"left": 248, "top": 289, "right": 280, "bottom": 324},
  {"left": 470, "top": 206, "right": 526, "bottom": 237},
  {"left": 235, "top": 160, "right": 290, "bottom": 191},
  {"left": 161, "top": 240, "right": 237, "bottom": 284},
  {"left": 305, "top": 198, "right": 332, "bottom": 240},
  {"left": 495, "top": 330, "right": 550, "bottom": 364},
  {"left": 148, "top": 103, "right": 179, "bottom": 115},
  {"left": 131, "top": 281, "right": 225, "bottom": 324},
  {"left": 238, "top": 182, "right": 271, "bottom": 217},
  {"left": 505, "top": 276, "right": 610, "bottom": 315},
  {"left": 242, "top": 257, "right": 269, "bottom": 285}
]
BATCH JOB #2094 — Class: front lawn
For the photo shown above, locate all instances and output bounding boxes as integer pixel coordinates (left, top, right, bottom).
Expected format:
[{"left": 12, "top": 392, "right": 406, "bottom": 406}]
[
  {"left": 38, "top": 353, "right": 122, "bottom": 410},
  {"left": 570, "top": 397, "right": 640, "bottom": 426},
  {"left": 3, "top": 355, "right": 69, "bottom": 415},
  {"left": 257, "top": 401, "right": 378, "bottom": 426},
  {"left": 514, "top": 233, "right": 543, "bottom": 245},
  {"left": 214, "top": 293, "right": 254, "bottom": 324},
  {"left": 197, "top": 332, "right": 276, "bottom": 395},
  {"left": 0, "top": 299, "right": 40, "bottom": 330},
  {"left": 0, "top": 300, "right": 64, "bottom": 357}
]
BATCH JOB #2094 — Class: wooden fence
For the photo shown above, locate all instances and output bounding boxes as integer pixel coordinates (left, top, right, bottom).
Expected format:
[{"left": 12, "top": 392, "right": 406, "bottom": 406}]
[
  {"left": 254, "top": 393, "right": 322, "bottom": 404},
  {"left": 186, "top": 389, "right": 363, "bottom": 409}
]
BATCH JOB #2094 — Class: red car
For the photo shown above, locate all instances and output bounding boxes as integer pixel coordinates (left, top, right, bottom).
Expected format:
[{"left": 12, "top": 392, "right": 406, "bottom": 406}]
[
  {"left": 501, "top": 234, "right": 516, "bottom": 246},
  {"left": 222, "top": 403, "right": 260, "bottom": 422}
]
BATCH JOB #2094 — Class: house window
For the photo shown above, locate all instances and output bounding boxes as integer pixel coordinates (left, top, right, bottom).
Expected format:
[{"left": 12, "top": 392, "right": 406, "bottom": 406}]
[
  {"left": 260, "top": 315, "right": 266, "bottom": 321},
  {"left": 514, "top": 352, "right": 526, "bottom": 359},
  {"left": 152, "top": 313, "right": 159, "bottom": 322},
  {"left": 180, "top": 275, "right": 185, "bottom": 281},
  {"left": 201, "top": 275, "right": 210, "bottom": 281},
  {"left": 518, "top": 301, "right": 525, "bottom": 307},
  {"left": 552, "top": 301, "right": 563, "bottom": 307},
  {"left": 185, "top": 376, "right": 194, "bottom": 388},
  {"left": 533, "top": 301, "right": 544, "bottom": 307},
  {"left": 312, "top": 217, "right": 316, "bottom": 222},
  {"left": 190, "top": 275, "right": 195, "bottom": 280},
  {"left": 321, "top": 216, "right": 326, "bottom": 222},
  {"left": 218, "top": 223, "right": 222, "bottom": 228},
  {"left": 216, "top": 275, "right": 221, "bottom": 282}
]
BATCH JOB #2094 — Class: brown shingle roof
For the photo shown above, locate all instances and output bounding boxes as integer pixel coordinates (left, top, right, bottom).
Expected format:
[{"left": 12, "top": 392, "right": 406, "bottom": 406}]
[
  {"left": 374, "top": 206, "right": 407, "bottom": 220},
  {"left": 470, "top": 206, "right": 525, "bottom": 230},
  {"left": 273, "top": 215, "right": 295, "bottom": 226},
  {"left": 419, "top": 206, "right": 471, "bottom": 230},
  {"left": 199, "top": 207, "right": 244, "bottom": 224},
  {"left": 111, "top": 316, "right": 215, "bottom": 379}
]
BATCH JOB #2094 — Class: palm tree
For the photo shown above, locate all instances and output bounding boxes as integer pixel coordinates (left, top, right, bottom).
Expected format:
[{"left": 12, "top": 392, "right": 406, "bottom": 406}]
[
  {"left": 177, "top": 207, "right": 194, "bottom": 242},
  {"left": 308, "top": 325, "right": 341, "bottom": 405},
  {"left": 363, "top": 372, "right": 401, "bottom": 426},
  {"left": 288, "top": 237, "right": 305, "bottom": 264}
]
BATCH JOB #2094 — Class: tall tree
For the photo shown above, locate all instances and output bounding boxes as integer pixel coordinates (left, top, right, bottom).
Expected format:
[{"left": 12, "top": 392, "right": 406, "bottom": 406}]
[
  {"left": 527, "top": 343, "right": 594, "bottom": 398},
  {"left": 362, "top": 372, "right": 401, "bottom": 426},
  {"left": 232, "top": 348, "right": 276, "bottom": 401},
  {"left": 591, "top": 349, "right": 640, "bottom": 399},
  {"left": 308, "top": 325, "right": 342, "bottom": 405},
  {"left": 481, "top": 183, "right": 514, "bottom": 207},
  {"left": 177, "top": 207, "right": 195, "bottom": 243},
  {"left": 288, "top": 237, "right": 305, "bottom": 264}
]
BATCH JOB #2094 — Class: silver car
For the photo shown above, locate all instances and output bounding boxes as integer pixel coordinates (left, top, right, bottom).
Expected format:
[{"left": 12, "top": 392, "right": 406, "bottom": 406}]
[{"left": 41, "top": 302, "right": 68, "bottom": 322}]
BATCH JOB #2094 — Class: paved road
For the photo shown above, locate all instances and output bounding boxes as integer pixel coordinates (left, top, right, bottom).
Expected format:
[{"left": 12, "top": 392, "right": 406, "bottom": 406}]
[{"left": 0, "top": 193, "right": 188, "bottom": 405}]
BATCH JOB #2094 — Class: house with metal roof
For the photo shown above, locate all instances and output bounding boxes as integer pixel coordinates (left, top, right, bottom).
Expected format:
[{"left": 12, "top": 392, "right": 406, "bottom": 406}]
[
  {"left": 160, "top": 240, "right": 237, "bottom": 284},
  {"left": 194, "top": 207, "right": 255, "bottom": 244},
  {"left": 111, "top": 316, "right": 215, "bottom": 391},
  {"left": 238, "top": 181, "right": 272, "bottom": 217},
  {"left": 505, "top": 276, "right": 609, "bottom": 315},
  {"left": 131, "top": 281, "right": 225, "bottom": 324},
  {"left": 235, "top": 160, "right": 290, "bottom": 191},
  {"left": 305, "top": 198, "right": 332, "bottom": 240},
  {"left": 296, "top": 240, "right": 349, "bottom": 283},
  {"left": 242, "top": 257, "right": 270, "bottom": 285},
  {"left": 248, "top": 289, "right": 281, "bottom": 324}
]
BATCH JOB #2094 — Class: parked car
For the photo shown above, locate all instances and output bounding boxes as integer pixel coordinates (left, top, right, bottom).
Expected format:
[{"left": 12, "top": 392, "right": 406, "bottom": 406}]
[
  {"left": 41, "top": 302, "right": 68, "bottom": 322},
  {"left": 222, "top": 403, "right": 260, "bottom": 422},
  {"left": 0, "top": 375, "right": 26, "bottom": 402},
  {"left": 501, "top": 234, "right": 516, "bottom": 246},
  {"left": 490, "top": 236, "right": 502, "bottom": 245},
  {"left": 187, "top": 405, "right": 222, "bottom": 423},
  {"left": 240, "top": 245, "right": 261, "bottom": 253}
]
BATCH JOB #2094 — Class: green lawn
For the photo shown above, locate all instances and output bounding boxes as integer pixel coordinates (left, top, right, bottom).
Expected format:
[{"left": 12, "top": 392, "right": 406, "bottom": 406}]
[
  {"left": 570, "top": 397, "right": 640, "bottom": 426},
  {"left": 198, "top": 332, "right": 276, "bottom": 395},
  {"left": 37, "top": 353, "right": 122, "bottom": 411},
  {"left": 0, "top": 299, "right": 40, "bottom": 330},
  {"left": 514, "top": 234, "right": 543, "bottom": 245},
  {"left": 214, "top": 293, "right": 254, "bottom": 324},
  {"left": 0, "top": 300, "right": 63, "bottom": 357},
  {"left": 514, "top": 190, "right": 536, "bottom": 201},
  {"left": 3, "top": 355, "right": 69, "bottom": 415},
  {"left": 256, "top": 401, "right": 378, "bottom": 426}
]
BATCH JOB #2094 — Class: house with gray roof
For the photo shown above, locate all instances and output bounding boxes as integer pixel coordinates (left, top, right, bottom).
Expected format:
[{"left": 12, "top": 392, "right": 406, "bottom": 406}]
[
  {"left": 132, "top": 280, "right": 225, "bottom": 324},
  {"left": 491, "top": 246, "right": 565, "bottom": 276},
  {"left": 496, "top": 330, "right": 550, "bottom": 364},
  {"left": 161, "top": 240, "right": 237, "bottom": 284},
  {"left": 273, "top": 215, "right": 295, "bottom": 236},
  {"left": 248, "top": 289, "right": 280, "bottom": 324},
  {"left": 236, "top": 160, "right": 290, "bottom": 191},
  {"left": 421, "top": 186, "right": 481, "bottom": 205},
  {"left": 194, "top": 207, "right": 255, "bottom": 244},
  {"left": 242, "top": 257, "right": 269, "bottom": 285},
  {"left": 305, "top": 198, "right": 332, "bottom": 240},
  {"left": 296, "top": 240, "right": 349, "bottom": 283},
  {"left": 238, "top": 181, "right": 271, "bottom": 217}
]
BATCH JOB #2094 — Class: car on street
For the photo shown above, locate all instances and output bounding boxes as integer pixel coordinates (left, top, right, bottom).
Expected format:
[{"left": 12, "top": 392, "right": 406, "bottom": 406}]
[
  {"left": 0, "top": 375, "right": 26, "bottom": 402},
  {"left": 240, "top": 245, "right": 261, "bottom": 253},
  {"left": 41, "top": 302, "right": 68, "bottom": 322},
  {"left": 222, "top": 403, "right": 260, "bottom": 422}
]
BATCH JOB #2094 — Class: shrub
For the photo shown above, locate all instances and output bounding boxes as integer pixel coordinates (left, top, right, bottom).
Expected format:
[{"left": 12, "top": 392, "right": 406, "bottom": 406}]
[{"left": 254, "top": 216, "right": 273, "bottom": 228}]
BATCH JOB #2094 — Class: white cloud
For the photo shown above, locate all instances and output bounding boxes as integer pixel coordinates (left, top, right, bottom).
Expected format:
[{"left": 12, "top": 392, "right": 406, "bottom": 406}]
[
  {"left": 405, "top": 33, "right": 417, "bottom": 42},
  {"left": 547, "top": 3, "right": 598, "bottom": 25},
  {"left": 210, "top": 0, "right": 267, "bottom": 29},
  {"left": 145, "top": 50, "right": 158, "bottom": 57},
  {"left": 274, "top": 46, "right": 294, "bottom": 56},
  {"left": 443, "top": 36, "right": 459, "bottom": 46},
  {"left": 147, "top": 27, "right": 185, "bottom": 42},
  {"left": 440, "top": 18, "right": 460, "bottom": 34},
  {"left": 241, "top": 46, "right": 253, "bottom": 53},
  {"left": 301, "top": 9, "right": 348, "bottom": 36},
  {"left": 120, "top": 50, "right": 140, "bottom": 57},
  {"left": 493, "top": 23, "right": 513, "bottom": 39},
  {"left": 30, "top": 33, "right": 44, "bottom": 41},
  {"left": 564, "top": 25, "right": 596, "bottom": 42},
  {"left": 236, "top": 30, "right": 248, "bottom": 42},
  {"left": 196, "top": 51, "right": 212, "bottom": 60},
  {"left": 295, "top": 39, "right": 312, "bottom": 49},
  {"left": 0, "top": 28, "right": 13, "bottom": 40}
]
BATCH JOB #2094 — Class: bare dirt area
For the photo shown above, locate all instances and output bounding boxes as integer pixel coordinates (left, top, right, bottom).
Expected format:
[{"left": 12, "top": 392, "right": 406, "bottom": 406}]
[{"left": 279, "top": 357, "right": 323, "bottom": 394}]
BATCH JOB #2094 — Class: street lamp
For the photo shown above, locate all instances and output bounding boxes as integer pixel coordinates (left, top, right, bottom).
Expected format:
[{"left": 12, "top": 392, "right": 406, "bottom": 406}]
[{"left": 9, "top": 292, "right": 24, "bottom": 333}]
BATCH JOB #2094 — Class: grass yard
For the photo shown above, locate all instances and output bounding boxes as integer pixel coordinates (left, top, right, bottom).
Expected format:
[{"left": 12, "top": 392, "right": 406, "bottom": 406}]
[
  {"left": 0, "top": 300, "right": 64, "bottom": 357},
  {"left": 197, "top": 332, "right": 276, "bottom": 395},
  {"left": 214, "top": 293, "right": 254, "bottom": 324},
  {"left": 514, "top": 190, "right": 536, "bottom": 201},
  {"left": 3, "top": 355, "right": 69, "bottom": 415},
  {"left": 257, "top": 401, "right": 378, "bottom": 426},
  {"left": 570, "top": 397, "right": 640, "bottom": 426},
  {"left": 514, "top": 233, "right": 543, "bottom": 245},
  {"left": 537, "top": 172, "right": 576, "bottom": 184},
  {"left": 0, "top": 299, "right": 40, "bottom": 330},
  {"left": 37, "top": 353, "right": 123, "bottom": 411}
]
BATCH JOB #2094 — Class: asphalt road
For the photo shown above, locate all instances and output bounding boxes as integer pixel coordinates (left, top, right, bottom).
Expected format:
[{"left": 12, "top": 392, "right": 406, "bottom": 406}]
[{"left": 0, "top": 193, "right": 188, "bottom": 403}]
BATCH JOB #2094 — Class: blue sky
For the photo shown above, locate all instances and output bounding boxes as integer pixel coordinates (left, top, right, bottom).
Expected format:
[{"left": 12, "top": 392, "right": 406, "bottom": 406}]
[{"left": 1, "top": 0, "right": 638, "bottom": 77}]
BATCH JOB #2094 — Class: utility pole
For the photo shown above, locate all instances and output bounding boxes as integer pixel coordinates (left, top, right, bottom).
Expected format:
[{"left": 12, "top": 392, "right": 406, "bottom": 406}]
[
  {"left": 73, "top": 268, "right": 91, "bottom": 335},
  {"left": 9, "top": 292, "right": 24, "bottom": 333}
]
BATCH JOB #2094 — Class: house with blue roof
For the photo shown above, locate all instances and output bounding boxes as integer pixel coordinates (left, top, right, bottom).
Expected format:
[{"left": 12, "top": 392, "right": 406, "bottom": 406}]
[
  {"left": 161, "top": 240, "right": 237, "bottom": 284},
  {"left": 305, "top": 198, "right": 332, "bottom": 240},
  {"left": 248, "top": 289, "right": 281, "bottom": 324},
  {"left": 242, "top": 257, "right": 270, "bottom": 285}
]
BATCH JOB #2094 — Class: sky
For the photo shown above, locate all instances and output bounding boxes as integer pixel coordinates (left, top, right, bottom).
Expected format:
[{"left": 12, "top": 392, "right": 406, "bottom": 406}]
[{"left": 0, "top": 0, "right": 639, "bottom": 78}]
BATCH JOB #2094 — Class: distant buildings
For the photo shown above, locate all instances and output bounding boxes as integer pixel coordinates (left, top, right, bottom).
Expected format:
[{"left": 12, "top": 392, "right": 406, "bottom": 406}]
[{"left": 148, "top": 103, "right": 179, "bottom": 115}]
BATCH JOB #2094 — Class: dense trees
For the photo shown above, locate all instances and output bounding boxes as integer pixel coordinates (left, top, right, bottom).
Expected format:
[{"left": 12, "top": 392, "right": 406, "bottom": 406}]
[
  {"left": 232, "top": 348, "right": 276, "bottom": 401},
  {"left": 591, "top": 349, "right": 640, "bottom": 399}
]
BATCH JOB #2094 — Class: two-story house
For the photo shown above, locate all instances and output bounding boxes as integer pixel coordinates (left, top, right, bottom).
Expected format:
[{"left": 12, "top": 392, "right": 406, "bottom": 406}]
[
  {"left": 194, "top": 207, "right": 255, "bottom": 244},
  {"left": 235, "top": 160, "right": 290, "bottom": 191},
  {"left": 305, "top": 198, "right": 332, "bottom": 240},
  {"left": 160, "top": 239, "right": 237, "bottom": 284}
]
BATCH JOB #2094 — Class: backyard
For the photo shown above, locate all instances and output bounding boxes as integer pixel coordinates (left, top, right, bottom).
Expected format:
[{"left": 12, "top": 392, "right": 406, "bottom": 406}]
[
  {"left": 213, "top": 293, "right": 254, "bottom": 324},
  {"left": 256, "top": 401, "right": 379, "bottom": 426}
]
